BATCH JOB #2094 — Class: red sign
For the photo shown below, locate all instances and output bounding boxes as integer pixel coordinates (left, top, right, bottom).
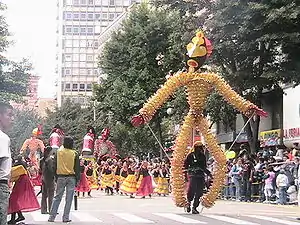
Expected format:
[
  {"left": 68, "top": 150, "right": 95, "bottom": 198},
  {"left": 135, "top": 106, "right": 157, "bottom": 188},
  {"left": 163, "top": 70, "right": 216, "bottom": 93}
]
[{"left": 284, "top": 128, "right": 300, "bottom": 139}]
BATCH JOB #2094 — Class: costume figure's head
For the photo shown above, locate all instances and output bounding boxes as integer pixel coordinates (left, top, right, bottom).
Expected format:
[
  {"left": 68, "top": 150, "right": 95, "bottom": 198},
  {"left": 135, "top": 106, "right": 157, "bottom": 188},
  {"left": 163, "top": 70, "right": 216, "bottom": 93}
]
[
  {"left": 186, "top": 30, "right": 212, "bottom": 71},
  {"left": 101, "top": 128, "right": 110, "bottom": 141},
  {"left": 193, "top": 141, "right": 205, "bottom": 154},
  {"left": 87, "top": 126, "right": 96, "bottom": 136}
]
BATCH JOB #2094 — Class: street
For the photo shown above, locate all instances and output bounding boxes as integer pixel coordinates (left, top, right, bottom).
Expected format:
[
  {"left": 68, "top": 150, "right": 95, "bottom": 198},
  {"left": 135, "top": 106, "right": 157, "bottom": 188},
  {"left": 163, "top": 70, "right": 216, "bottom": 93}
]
[{"left": 22, "top": 191, "right": 300, "bottom": 225}]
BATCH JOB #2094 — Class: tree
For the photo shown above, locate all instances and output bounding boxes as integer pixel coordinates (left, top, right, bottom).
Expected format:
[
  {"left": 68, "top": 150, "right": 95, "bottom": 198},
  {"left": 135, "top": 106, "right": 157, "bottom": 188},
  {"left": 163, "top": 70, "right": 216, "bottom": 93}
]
[
  {"left": 8, "top": 109, "right": 40, "bottom": 157},
  {"left": 0, "top": 3, "right": 30, "bottom": 102},
  {"left": 95, "top": 3, "right": 187, "bottom": 156},
  {"left": 203, "top": 0, "right": 300, "bottom": 153}
]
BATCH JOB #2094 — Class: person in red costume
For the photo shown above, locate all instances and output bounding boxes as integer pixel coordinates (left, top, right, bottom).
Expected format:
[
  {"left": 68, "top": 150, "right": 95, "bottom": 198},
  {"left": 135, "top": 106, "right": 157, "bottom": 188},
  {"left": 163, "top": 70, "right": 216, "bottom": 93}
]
[
  {"left": 49, "top": 124, "right": 64, "bottom": 154},
  {"left": 94, "top": 128, "right": 118, "bottom": 160},
  {"left": 82, "top": 126, "right": 96, "bottom": 156}
]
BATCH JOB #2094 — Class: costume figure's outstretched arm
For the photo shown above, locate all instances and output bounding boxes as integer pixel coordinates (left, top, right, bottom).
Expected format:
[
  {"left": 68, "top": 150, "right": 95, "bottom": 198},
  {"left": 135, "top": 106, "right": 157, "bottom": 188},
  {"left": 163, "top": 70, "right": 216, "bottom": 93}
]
[
  {"left": 135, "top": 72, "right": 193, "bottom": 125},
  {"left": 209, "top": 73, "right": 267, "bottom": 117}
]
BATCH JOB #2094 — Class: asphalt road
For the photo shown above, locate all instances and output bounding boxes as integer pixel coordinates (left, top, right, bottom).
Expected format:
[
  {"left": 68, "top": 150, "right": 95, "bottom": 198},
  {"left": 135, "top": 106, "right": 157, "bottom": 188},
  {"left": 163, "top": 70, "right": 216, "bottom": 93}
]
[{"left": 20, "top": 191, "right": 300, "bottom": 225}]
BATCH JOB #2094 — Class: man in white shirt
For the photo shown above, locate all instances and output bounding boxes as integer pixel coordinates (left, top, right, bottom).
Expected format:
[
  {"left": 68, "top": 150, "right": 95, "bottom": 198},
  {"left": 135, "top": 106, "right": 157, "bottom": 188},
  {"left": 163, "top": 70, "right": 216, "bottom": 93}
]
[{"left": 0, "top": 102, "right": 13, "bottom": 225}]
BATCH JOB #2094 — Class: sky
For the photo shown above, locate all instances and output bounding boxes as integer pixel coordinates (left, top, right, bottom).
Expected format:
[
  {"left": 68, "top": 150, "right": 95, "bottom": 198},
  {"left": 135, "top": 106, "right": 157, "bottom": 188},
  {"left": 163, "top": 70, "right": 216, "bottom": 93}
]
[{"left": 2, "top": 0, "right": 57, "bottom": 98}]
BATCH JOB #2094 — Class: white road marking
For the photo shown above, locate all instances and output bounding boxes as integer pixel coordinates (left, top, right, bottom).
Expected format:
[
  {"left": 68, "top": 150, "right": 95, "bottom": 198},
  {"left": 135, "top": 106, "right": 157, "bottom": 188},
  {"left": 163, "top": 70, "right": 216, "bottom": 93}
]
[
  {"left": 204, "top": 215, "right": 259, "bottom": 225},
  {"left": 29, "top": 211, "right": 50, "bottom": 222},
  {"left": 247, "top": 215, "right": 300, "bottom": 225},
  {"left": 71, "top": 212, "right": 102, "bottom": 222},
  {"left": 154, "top": 213, "right": 206, "bottom": 224},
  {"left": 113, "top": 213, "right": 154, "bottom": 223}
]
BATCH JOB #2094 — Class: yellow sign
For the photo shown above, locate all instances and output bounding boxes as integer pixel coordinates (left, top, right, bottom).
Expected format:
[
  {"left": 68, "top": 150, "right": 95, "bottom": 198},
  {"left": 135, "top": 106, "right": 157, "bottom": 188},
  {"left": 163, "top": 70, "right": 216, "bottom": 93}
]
[
  {"left": 259, "top": 129, "right": 281, "bottom": 139},
  {"left": 259, "top": 129, "right": 281, "bottom": 147}
]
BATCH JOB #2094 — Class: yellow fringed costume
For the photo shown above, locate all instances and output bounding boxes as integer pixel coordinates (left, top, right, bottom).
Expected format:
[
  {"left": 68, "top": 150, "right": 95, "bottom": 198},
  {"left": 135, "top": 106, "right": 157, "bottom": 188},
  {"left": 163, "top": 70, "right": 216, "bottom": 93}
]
[
  {"left": 100, "top": 168, "right": 114, "bottom": 188},
  {"left": 11, "top": 165, "right": 27, "bottom": 183},
  {"left": 133, "top": 31, "right": 265, "bottom": 208},
  {"left": 155, "top": 177, "right": 169, "bottom": 195},
  {"left": 120, "top": 168, "right": 138, "bottom": 194}
]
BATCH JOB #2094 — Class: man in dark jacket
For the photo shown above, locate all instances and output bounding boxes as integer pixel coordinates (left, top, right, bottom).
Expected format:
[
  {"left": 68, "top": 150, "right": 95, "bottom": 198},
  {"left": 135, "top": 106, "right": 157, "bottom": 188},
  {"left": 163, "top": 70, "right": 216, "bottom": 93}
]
[
  {"left": 184, "top": 141, "right": 211, "bottom": 214},
  {"left": 40, "top": 146, "right": 55, "bottom": 214}
]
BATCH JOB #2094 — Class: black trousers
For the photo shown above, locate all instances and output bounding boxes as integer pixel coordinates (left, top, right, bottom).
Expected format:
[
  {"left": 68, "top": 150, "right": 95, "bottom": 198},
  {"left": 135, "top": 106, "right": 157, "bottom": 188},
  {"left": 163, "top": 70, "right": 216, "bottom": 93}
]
[
  {"left": 187, "top": 176, "right": 205, "bottom": 208},
  {"left": 41, "top": 180, "right": 55, "bottom": 213}
]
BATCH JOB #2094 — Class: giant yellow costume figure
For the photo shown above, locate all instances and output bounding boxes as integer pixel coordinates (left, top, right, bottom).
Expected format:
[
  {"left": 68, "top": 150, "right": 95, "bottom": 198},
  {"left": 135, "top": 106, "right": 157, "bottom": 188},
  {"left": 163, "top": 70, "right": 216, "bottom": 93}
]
[{"left": 132, "top": 31, "right": 267, "bottom": 208}]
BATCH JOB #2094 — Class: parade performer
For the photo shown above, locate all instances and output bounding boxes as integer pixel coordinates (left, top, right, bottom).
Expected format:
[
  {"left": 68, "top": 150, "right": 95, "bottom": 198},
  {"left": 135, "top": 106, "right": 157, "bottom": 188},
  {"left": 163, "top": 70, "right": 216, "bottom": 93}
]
[
  {"left": 100, "top": 162, "right": 114, "bottom": 195},
  {"left": 49, "top": 124, "right": 64, "bottom": 153},
  {"left": 120, "top": 163, "right": 138, "bottom": 198},
  {"left": 82, "top": 126, "right": 96, "bottom": 156},
  {"left": 152, "top": 165, "right": 160, "bottom": 186},
  {"left": 20, "top": 127, "right": 44, "bottom": 168},
  {"left": 94, "top": 128, "right": 118, "bottom": 160},
  {"left": 184, "top": 141, "right": 211, "bottom": 214},
  {"left": 114, "top": 161, "right": 123, "bottom": 194},
  {"left": 86, "top": 161, "right": 99, "bottom": 192},
  {"left": 154, "top": 164, "right": 170, "bottom": 196},
  {"left": 40, "top": 146, "right": 55, "bottom": 214},
  {"left": 132, "top": 30, "right": 267, "bottom": 208},
  {"left": 8, "top": 165, "right": 40, "bottom": 224},
  {"left": 136, "top": 161, "right": 153, "bottom": 198},
  {"left": 76, "top": 160, "right": 91, "bottom": 197}
]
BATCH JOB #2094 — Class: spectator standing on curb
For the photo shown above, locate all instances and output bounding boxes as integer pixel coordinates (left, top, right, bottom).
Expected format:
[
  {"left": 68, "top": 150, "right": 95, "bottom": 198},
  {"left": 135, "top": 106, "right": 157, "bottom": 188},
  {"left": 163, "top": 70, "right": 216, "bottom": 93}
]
[
  {"left": 48, "top": 136, "right": 80, "bottom": 223},
  {"left": 0, "top": 102, "right": 13, "bottom": 225},
  {"left": 276, "top": 169, "right": 288, "bottom": 205}
]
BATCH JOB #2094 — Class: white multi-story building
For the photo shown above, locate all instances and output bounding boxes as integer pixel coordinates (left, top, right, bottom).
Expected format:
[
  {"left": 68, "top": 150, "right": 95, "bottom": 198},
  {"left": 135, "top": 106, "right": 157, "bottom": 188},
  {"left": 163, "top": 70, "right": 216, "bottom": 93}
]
[{"left": 56, "top": 0, "right": 133, "bottom": 107}]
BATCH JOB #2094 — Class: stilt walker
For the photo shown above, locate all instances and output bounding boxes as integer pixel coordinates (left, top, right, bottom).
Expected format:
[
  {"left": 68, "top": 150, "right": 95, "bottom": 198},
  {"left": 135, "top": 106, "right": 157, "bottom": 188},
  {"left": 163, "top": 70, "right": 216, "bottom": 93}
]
[{"left": 132, "top": 30, "right": 267, "bottom": 209}]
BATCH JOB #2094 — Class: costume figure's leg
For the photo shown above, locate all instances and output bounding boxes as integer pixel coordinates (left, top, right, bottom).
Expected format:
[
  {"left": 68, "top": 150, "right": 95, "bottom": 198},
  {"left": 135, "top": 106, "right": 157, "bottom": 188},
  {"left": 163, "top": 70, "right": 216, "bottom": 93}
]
[
  {"left": 172, "top": 113, "right": 194, "bottom": 207},
  {"left": 196, "top": 116, "right": 227, "bottom": 208}
]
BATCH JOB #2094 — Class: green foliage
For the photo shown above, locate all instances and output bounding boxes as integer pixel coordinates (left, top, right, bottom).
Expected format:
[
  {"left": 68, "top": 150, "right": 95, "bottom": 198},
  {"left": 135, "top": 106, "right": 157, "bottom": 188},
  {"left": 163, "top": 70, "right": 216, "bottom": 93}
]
[
  {"left": 0, "top": 3, "right": 30, "bottom": 102},
  {"left": 8, "top": 109, "right": 40, "bottom": 157},
  {"left": 96, "top": 3, "right": 187, "bottom": 156}
]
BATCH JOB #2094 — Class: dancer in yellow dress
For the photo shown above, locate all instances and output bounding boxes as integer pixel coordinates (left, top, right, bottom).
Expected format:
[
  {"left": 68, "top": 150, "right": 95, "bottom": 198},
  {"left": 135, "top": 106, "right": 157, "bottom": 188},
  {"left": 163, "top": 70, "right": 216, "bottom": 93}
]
[
  {"left": 155, "top": 164, "right": 170, "bottom": 196},
  {"left": 132, "top": 30, "right": 267, "bottom": 209},
  {"left": 120, "top": 163, "right": 138, "bottom": 198}
]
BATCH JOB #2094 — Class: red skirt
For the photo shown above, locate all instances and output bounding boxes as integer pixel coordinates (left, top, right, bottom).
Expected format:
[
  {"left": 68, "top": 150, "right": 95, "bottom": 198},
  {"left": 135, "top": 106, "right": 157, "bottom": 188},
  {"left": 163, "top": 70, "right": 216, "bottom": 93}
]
[
  {"left": 136, "top": 176, "right": 153, "bottom": 196},
  {"left": 31, "top": 174, "right": 42, "bottom": 186},
  {"left": 8, "top": 174, "right": 40, "bottom": 214},
  {"left": 75, "top": 173, "right": 91, "bottom": 192}
]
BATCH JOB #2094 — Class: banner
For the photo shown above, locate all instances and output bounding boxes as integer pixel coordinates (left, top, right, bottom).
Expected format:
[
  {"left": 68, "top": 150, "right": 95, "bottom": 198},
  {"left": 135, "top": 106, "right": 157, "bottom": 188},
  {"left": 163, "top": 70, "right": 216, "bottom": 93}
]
[{"left": 259, "top": 129, "right": 281, "bottom": 147}]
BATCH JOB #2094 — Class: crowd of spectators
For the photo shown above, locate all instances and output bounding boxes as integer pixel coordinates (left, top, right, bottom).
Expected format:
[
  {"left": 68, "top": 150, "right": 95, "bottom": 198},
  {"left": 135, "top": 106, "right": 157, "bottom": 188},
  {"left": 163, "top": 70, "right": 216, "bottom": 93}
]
[{"left": 217, "top": 143, "right": 300, "bottom": 205}]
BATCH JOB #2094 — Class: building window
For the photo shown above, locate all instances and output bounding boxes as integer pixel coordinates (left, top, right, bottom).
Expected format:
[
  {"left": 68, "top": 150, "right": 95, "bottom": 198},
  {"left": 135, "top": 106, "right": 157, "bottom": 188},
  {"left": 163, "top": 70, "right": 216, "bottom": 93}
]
[
  {"left": 109, "top": 0, "right": 115, "bottom": 6},
  {"left": 80, "top": 27, "right": 86, "bottom": 34},
  {"left": 94, "top": 69, "right": 98, "bottom": 75},
  {"left": 81, "top": 13, "right": 86, "bottom": 19},
  {"left": 87, "top": 27, "right": 93, "bottom": 34},
  {"left": 95, "top": 14, "right": 100, "bottom": 20},
  {"left": 80, "top": 54, "right": 86, "bottom": 61},
  {"left": 72, "top": 83, "right": 78, "bottom": 91},
  {"left": 93, "top": 41, "right": 99, "bottom": 49},
  {"left": 80, "top": 40, "right": 87, "bottom": 47},
  {"left": 109, "top": 13, "right": 115, "bottom": 20},
  {"left": 79, "top": 84, "right": 85, "bottom": 91},
  {"left": 65, "top": 83, "right": 71, "bottom": 90},
  {"left": 87, "top": 69, "right": 92, "bottom": 75},
  {"left": 88, "top": 0, "right": 94, "bottom": 5},
  {"left": 73, "top": 13, "right": 79, "bottom": 19},
  {"left": 64, "top": 54, "right": 72, "bottom": 61},
  {"left": 66, "top": 27, "right": 72, "bottom": 33},
  {"left": 88, "top": 13, "right": 94, "bottom": 20},
  {"left": 87, "top": 55, "right": 93, "bottom": 61},
  {"left": 73, "top": 27, "right": 79, "bottom": 34},
  {"left": 102, "top": 13, "right": 108, "bottom": 20},
  {"left": 86, "top": 84, "right": 92, "bottom": 91},
  {"left": 73, "top": 0, "right": 79, "bottom": 5},
  {"left": 65, "top": 69, "right": 71, "bottom": 75},
  {"left": 80, "top": 0, "right": 87, "bottom": 4},
  {"left": 66, "top": 13, "right": 72, "bottom": 19}
]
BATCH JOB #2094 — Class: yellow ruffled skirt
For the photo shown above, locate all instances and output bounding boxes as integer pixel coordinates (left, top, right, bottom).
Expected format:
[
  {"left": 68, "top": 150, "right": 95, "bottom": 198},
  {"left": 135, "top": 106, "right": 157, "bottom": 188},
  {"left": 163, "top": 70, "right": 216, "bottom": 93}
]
[
  {"left": 120, "top": 174, "right": 138, "bottom": 194},
  {"left": 100, "top": 173, "right": 114, "bottom": 188},
  {"left": 154, "top": 177, "right": 169, "bottom": 194}
]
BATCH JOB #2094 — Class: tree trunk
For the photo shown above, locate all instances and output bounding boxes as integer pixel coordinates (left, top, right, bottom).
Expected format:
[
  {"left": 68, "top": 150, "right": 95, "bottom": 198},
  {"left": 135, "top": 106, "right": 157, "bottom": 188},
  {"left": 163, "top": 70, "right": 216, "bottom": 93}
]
[{"left": 243, "top": 115, "right": 260, "bottom": 154}]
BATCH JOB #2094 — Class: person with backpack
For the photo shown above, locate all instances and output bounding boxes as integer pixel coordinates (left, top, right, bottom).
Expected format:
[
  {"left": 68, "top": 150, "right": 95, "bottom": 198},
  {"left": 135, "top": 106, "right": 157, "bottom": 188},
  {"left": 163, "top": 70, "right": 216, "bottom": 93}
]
[{"left": 40, "top": 146, "right": 55, "bottom": 214}]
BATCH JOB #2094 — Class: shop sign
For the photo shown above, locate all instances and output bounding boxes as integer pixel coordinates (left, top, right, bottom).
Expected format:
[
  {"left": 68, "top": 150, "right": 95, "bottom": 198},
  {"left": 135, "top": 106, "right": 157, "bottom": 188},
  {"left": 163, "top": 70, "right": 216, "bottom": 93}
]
[
  {"left": 283, "top": 127, "right": 300, "bottom": 139},
  {"left": 259, "top": 129, "right": 281, "bottom": 147}
]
